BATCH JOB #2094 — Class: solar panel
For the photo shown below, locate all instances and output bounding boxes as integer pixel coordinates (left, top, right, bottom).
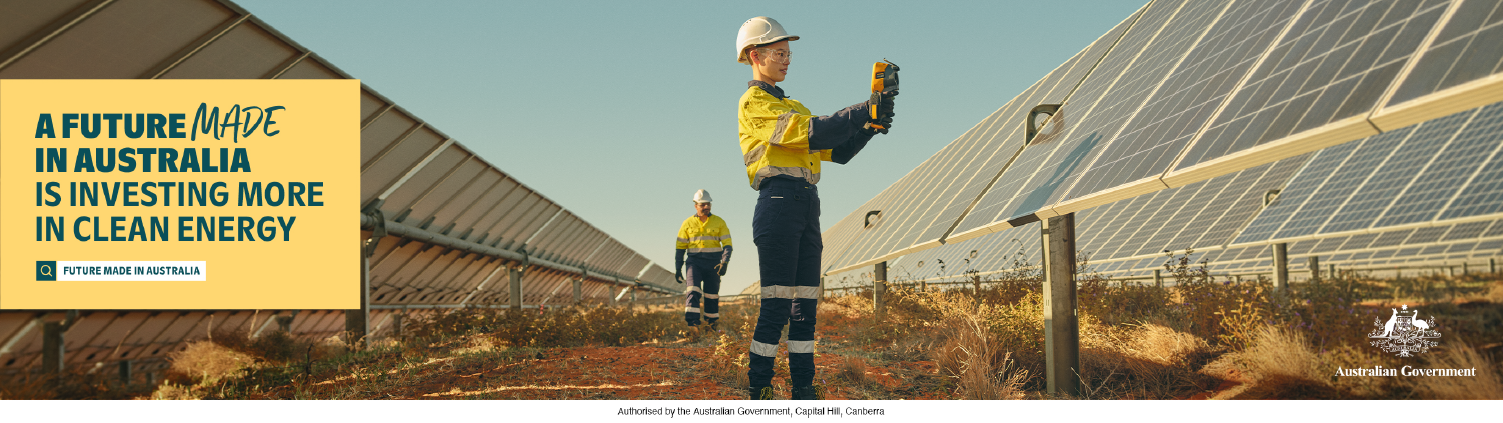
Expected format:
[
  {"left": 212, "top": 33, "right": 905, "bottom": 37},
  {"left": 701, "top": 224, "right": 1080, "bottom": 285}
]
[
  {"left": 1377, "top": 0, "right": 1503, "bottom": 128},
  {"left": 1057, "top": 0, "right": 1309, "bottom": 211},
  {"left": 1171, "top": 0, "right": 1451, "bottom": 181},
  {"left": 953, "top": 0, "right": 1227, "bottom": 236},
  {"left": 1195, "top": 155, "right": 1311, "bottom": 247},
  {"left": 1232, "top": 141, "right": 1365, "bottom": 244},
  {"left": 1122, "top": 180, "right": 1211, "bottom": 257},
  {"left": 822, "top": 175, "right": 920, "bottom": 272},
  {"left": 1154, "top": 175, "right": 1237, "bottom": 251},
  {"left": 1315, "top": 109, "right": 1471, "bottom": 233},
  {"left": 1267, "top": 132, "right": 1406, "bottom": 239},
  {"left": 1093, "top": 189, "right": 1177, "bottom": 260},
  {"left": 904, "top": 5, "right": 1149, "bottom": 246},
  {"left": 807, "top": 1, "right": 1503, "bottom": 294},
  {"left": 824, "top": 6, "right": 1149, "bottom": 274},
  {"left": 1376, "top": 104, "right": 1503, "bottom": 226}
]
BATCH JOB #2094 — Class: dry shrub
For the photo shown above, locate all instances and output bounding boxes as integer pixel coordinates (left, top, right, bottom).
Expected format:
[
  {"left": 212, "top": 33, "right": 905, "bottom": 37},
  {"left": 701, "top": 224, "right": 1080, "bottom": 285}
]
[
  {"left": 703, "top": 331, "right": 749, "bottom": 388},
  {"left": 837, "top": 355, "right": 871, "bottom": 386},
  {"left": 1241, "top": 326, "right": 1321, "bottom": 382},
  {"left": 1078, "top": 323, "right": 1220, "bottom": 399},
  {"left": 1229, "top": 326, "right": 1343, "bottom": 399},
  {"left": 1410, "top": 344, "right": 1503, "bottom": 399},
  {"left": 165, "top": 340, "right": 258, "bottom": 386},
  {"left": 1126, "top": 324, "right": 1214, "bottom": 366},
  {"left": 933, "top": 314, "right": 1026, "bottom": 400},
  {"left": 209, "top": 328, "right": 307, "bottom": 364},
  {"left": 153, "top": 340, "right": 262, "bottom": 399}
]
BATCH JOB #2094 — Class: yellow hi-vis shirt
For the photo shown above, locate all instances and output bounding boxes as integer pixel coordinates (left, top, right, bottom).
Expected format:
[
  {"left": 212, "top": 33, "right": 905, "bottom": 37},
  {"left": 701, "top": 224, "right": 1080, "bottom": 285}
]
[
  {"left": 676, "top": 215, "right": 733, "bottom": 265},
  {"left": 739, "top": 86, "right": 834, "bottom": 190}
]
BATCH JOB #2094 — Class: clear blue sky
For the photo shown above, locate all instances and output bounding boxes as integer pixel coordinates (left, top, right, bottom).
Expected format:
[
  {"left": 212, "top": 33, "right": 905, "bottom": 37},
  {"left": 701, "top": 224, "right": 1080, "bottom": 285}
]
[{"left": 234, "top": 0, "right": 1147, "bottom": 295}]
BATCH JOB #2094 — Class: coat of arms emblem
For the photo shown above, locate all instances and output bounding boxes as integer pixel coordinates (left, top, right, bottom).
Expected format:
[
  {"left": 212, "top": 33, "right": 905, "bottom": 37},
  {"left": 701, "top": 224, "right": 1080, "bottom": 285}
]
[{"left": 1368, "top": 304, "right": 1439, "bottom": 357}]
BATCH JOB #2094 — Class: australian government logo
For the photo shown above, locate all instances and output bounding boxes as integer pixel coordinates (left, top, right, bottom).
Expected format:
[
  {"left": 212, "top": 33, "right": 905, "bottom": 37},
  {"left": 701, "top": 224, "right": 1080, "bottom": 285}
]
[
  {"left": 1334, "top": 304, "right": 1477, "bottom": 378},
  {"left": 1368, "top": 304, "right": 1439, "bottom": 357}
]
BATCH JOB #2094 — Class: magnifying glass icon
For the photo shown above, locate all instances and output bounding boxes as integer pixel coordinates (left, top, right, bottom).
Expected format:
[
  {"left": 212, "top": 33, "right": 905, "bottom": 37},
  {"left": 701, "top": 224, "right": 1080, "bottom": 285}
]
[{"left": 36, "top": 261, "right": 57, "bottom": 281}]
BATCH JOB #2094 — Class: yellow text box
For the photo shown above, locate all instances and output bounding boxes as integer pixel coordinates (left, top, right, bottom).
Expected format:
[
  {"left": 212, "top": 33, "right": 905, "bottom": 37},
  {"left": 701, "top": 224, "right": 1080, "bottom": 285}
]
[{"left": 1, "top": 80, "right": 359, "bottom": 309}]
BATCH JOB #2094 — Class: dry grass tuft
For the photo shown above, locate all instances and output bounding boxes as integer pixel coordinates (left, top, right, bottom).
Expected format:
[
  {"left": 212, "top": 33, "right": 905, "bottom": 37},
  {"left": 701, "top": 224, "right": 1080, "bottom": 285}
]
[
  {"left": 1240, "top": 326, "right": 1322, "bottom": 382},
  {"left": 1126, "top": 323, "right": 1215, "bottom": 366},
  {"left": 933, "top": 314, "right": 1025, "bottom": 400},
  {"left": 702, "top": 331, "right": 749, "bottom": 389},
  {"left": 1226, "top": 326, "right": 1343, "bottom": 399},
  {"left": 150, "top": 340, "right": 264, "bottom": 400},
  {"left": 165, "top": 341, "right": 258, "bottom": 386},
  {"left": 1410, "top": 344, "right": 1503, "bottom": 399},
  {"left": 837, "top": 355, "right": 871, "bottom": 386}
]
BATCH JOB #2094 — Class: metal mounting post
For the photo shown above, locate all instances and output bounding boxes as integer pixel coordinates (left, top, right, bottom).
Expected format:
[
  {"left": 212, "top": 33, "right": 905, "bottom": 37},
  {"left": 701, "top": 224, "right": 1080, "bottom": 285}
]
[
  {"left": 42, "top": 323, "right": 66, "bottom": 374},
  {"left": 509, "top": 267, "right": 524, "bottom": 309},
  {"left": 1309, "top": 256, "right": 1320, "bottom": 283},
  {"left": 277, "top": 312, "right": 296, "bottom": 332},
  {"left": 510, "top": 246, "right": 529, "bottom": 309},
  {"left": 1153, "top": 269, "right": 1163, "bottom": 288},
  {"left": 573, "top": 276, "right": 583, "bottom": 304},
  {"left": 118, "top": 360, "right": 132, "bottom": 385},
  {"left": 1042, "top": 213, "right": 1080, "bottom": 397},
  {"left": 350, "top": 209, "right": 384, "bottom": 349},
  {"left": 1272, "top": 243, "right": 1289, "bottom": 295},
  {"left": 347, "top": 243, "right": 371, "bottom": 349},
  {"left": 42, "top": 311, "right": 77, "bottom": 374},
  {"left": 874, "top": 262, "right": 888, "bottom": 322}
]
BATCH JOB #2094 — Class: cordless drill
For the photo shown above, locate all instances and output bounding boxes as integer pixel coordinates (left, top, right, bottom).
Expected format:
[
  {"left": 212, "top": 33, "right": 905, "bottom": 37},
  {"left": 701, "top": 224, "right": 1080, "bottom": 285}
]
[{"left": 869, "top": 59, "right": 899, "bottom": 131}]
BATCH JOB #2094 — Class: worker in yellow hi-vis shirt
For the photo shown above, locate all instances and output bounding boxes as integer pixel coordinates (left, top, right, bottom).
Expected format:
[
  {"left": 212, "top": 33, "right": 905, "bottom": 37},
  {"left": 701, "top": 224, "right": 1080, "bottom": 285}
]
[
  {"left": 734, "top": 16, "right": 894, "bottom": 401},
  {"left": 674, "top": 189, "right": 733, "bottom": 330}
]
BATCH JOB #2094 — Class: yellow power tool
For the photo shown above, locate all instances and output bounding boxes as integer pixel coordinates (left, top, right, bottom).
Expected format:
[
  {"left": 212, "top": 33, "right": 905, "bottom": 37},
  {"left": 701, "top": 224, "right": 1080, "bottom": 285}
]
[{"left": 869, "top": 59, "right": 899, "bottom": 130}]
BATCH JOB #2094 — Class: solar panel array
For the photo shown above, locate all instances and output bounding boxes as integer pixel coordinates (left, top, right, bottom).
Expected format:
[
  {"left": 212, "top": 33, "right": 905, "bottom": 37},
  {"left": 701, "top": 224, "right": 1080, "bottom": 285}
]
[
  {"left": 1, "top": 0, "right": 675, "bottom": 378},
  {"left": 826, "top": 0, "right": 1503, "bottom": 286}
]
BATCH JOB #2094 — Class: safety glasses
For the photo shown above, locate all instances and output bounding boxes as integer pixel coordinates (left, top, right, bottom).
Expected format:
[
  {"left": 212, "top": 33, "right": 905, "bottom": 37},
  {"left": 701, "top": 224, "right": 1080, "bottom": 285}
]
[{"left": 757, "top": 48, "right": 792, "bottom": 64}]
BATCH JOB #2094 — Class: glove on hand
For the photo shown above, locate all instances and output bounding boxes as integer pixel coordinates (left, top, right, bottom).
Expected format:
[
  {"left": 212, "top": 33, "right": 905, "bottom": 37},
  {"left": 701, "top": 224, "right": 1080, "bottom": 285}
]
[
  {"left": 869, "top": 90, "right": 897, "bottom": 120},
  {"left": 715, "top": 263, "right": 729, "bottom": 276},
  {"left": 675, "top": 270, "right": 684, "bottom": 284}
]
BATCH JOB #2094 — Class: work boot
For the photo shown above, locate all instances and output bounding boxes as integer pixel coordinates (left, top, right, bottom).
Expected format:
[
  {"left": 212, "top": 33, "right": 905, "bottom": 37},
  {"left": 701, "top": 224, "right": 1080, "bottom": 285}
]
[
  {"left": 707, "top": 321, "right": 719, "bottom": 332},
  {"left": 790, "top": 384, "right": 824, "bottom": 400},
  {"left": 748, "top": 386, "right": 775, "bottom": 400}
]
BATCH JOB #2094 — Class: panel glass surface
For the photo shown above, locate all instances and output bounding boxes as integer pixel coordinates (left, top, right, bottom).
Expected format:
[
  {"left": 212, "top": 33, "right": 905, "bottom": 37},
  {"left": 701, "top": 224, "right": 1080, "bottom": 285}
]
[
  {"left": 1177, "top": 0, "right": 1450, "bottom": 170},
  {"left": 1233, "top": 141, "right": 1362, "bottom": 244},
  {"left": 903, "top": 5, "right": 1149, "bottom": 247},
  {"left": 1376, "top": 103, "right": 1503, "bottom": 226},
  {"left": 1061, "top": 0, "right": 1307, "bottom": 203},
  {"left": 1387, "top": 0, "right": 1503, "bottom": 106},
  {"left": 1317, "top": 110, "right": 1472, "bottom": 233},
  {"left": 954, "top": 0, "right": 1212, "bottom": 234}
]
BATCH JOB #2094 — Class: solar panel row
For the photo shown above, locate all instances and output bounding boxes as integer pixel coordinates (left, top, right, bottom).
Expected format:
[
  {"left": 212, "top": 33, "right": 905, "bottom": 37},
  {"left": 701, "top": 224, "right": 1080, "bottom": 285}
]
[{"left": 824, "top": 0, "right": 1503, "bottom": 279}]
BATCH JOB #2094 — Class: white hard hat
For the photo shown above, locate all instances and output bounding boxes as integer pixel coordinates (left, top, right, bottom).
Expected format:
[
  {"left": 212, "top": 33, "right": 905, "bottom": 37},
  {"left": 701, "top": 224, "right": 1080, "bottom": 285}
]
[
  {"left": 736, "top": 16, "right": 799, "bottom": 64},
  {"left": 693, "top": 189, "right": 713, "bottom": 204}
]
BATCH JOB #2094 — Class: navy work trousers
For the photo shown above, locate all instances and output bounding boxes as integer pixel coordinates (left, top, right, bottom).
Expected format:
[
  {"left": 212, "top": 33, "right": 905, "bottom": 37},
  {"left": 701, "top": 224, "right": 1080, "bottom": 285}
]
[
  {"left": 747, "top": 178, "right": 822, "bottom": 388},
  {"left": 684, "top": 263, "right": 720, "bottom": 325}
]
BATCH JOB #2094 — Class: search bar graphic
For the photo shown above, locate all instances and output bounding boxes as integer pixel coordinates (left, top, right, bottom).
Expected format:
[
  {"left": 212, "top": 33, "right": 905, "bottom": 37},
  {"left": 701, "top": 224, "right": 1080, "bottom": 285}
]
[{"left": 34, "top": 261, "right": 207, "bottom": 281}]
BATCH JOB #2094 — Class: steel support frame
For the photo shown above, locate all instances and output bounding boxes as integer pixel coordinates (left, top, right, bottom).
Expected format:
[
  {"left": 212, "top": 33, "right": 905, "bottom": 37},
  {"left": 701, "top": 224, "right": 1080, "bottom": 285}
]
[{"left": 359, "top": 215, "right": 672, "bottom": 294}]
